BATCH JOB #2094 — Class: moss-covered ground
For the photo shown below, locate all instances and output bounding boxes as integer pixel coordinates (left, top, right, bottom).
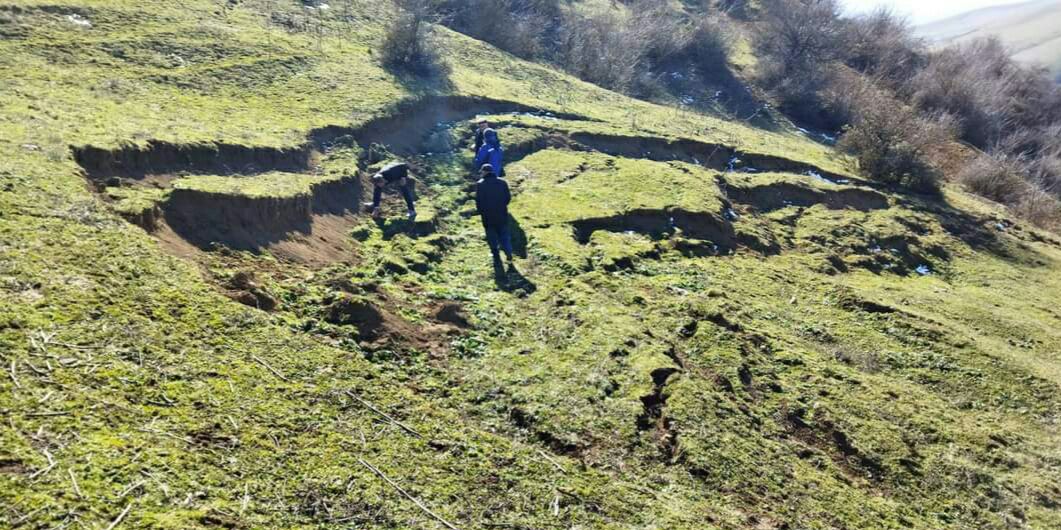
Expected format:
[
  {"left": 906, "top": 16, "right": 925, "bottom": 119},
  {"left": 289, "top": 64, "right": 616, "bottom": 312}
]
[{"left": 2, "top": 1, "right": 1060, "bottom": 529}]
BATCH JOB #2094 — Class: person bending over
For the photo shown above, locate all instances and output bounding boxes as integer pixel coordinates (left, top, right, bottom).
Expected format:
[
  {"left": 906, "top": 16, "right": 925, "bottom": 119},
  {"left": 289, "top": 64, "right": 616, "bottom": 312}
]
[
  {"left": 475, "top": 163, "right": 513, "bottom": 266},
  {"left": 364, "top": 161, "right": 416, "bottom": 221}
]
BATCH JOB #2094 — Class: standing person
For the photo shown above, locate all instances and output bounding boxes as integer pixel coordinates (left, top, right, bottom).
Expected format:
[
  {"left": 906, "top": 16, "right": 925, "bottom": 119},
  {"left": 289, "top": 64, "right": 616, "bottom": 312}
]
[
  {"left": 473, "top": 128, "right": 504, "bottom": 178},
  {"left": 475, "top": 163, "right": 513, "bottom": 267},
  {"left": 472, "top": 119, "right": 489, "bottom": 154},
  {"left": 363, "top": 161, "right": 416, "bottom": 221}
]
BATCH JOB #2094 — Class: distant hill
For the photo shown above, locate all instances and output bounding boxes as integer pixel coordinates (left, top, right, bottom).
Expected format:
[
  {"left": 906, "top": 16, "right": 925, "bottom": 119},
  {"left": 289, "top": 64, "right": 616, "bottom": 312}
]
[{"left": 917, "top": 0, "right": 1061, "bottom": 79}]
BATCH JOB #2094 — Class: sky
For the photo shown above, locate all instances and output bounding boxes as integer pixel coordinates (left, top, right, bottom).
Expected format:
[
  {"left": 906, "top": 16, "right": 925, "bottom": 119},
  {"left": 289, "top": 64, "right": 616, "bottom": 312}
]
[{"left": 840, "top": 0, "right": 1033, "bottom": 24}]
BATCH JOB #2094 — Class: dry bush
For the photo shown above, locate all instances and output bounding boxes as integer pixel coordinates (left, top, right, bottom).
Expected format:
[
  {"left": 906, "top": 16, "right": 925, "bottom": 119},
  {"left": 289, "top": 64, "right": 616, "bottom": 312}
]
[
  {"left": 836, "top": 79, "right": 955, "bottom": 192},
  {"left": 753, "top": 0, "right": 849, "bottom": 128},
  {"left": 957, "top": 153, "right": 1034, "bottom": 204},
  {"left": 755, "top": 0, "right": 847, "bottom": 81},
  {"left": 683, "top": 15, "right": 732, "bottom": 73},
  {"left": 906, "top": 38, "right": 1019, "bottom": 148},
  {"left": 379, "top": 0, "right": 445, "bottom": 75},
  {"left": 437, "top": 0, "right": 560, "bottom": 59},
  {"left": 1013, "top": 188, "right": 1061, "bottom": 229},
  {"left": 844, "top": 7, "right": 923, "bottom": 84},
  {"left": 554, "top": 7, "right": 653, "bottom": 92}
]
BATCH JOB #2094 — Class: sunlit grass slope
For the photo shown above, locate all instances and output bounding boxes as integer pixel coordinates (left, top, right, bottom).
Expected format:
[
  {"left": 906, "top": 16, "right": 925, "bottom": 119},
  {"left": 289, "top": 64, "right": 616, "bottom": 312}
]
[{"left": 1, "top": 1, "right": 1060, "bottom": 529}]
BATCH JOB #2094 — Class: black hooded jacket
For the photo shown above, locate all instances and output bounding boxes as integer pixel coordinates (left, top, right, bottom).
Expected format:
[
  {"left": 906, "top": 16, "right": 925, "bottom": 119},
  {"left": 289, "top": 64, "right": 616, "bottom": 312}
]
[
  {"left": 475, "top": 173, "right": 511, "bottom": 227},
  {"left": 376, "top": 162, "right": 409, "bottom": 183}
]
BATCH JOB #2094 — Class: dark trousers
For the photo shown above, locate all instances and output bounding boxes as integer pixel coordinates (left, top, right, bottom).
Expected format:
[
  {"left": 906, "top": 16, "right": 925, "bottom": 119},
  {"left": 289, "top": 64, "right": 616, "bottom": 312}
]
[
  {"left": 372, "top": 182, "right": 415, "bottom": 210},
  {"left": 483, "top": 219, "right": 512, "bottom": 259}
]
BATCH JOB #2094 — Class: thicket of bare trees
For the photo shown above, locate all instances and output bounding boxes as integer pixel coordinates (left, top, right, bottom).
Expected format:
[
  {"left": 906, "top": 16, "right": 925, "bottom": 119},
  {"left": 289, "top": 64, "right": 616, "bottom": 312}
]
[{"left": 751, "top": 0, "right": 1061, "bottom": 225}]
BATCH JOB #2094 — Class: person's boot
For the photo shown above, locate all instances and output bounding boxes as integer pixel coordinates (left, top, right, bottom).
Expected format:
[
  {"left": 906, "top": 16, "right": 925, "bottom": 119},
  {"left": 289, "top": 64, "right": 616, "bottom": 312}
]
[{"left": 371, "top": 207, "right": 382, "bottom": 219}]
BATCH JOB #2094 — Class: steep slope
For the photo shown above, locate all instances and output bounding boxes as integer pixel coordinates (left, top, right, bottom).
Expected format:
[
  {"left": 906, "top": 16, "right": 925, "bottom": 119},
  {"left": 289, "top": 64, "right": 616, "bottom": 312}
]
[
  {"left": 2, "top": 2, "right": 1060, "bottom": 530},
  {"left": 917, "top": 0, "right": 1061, "bottom": 78}
]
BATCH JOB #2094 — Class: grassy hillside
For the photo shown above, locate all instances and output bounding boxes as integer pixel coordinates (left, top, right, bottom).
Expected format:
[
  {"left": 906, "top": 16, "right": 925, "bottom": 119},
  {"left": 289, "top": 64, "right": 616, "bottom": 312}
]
[
  {"left": 2, "top": 1, "right": 1060, "bottom": 529},
  {"left": 917, "top": 0, "right": 1061, "bottom": 78}
]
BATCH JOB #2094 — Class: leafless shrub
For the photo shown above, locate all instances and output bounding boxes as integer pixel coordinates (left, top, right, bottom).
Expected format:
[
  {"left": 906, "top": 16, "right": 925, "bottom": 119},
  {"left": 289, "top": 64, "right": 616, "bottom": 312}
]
[
  {"left": 752, "top": 0, "right": 850, "bottom": 128},
  {"left": 906, "top": 38, "right": 1020, "bottom": 148},
  {"left": 1013, "top": 188, "right": 1061, "bottom": 229},
  {"left": 835, "top": 78, "right": 955, "bottom": 192},
  {"left": 437, "top": 0, "right": 559, "bottom": 59},
  {"left": 683, "top": 15, "right": 732, "bottom": 73},
  {"left": 957, "top": 153, "right": 1034, "bottom": 204},
  {"left": 844, "top": 7, "right": 924, "bottom": 84},
  {"left": 755, "top": 0, "right": 848, "bottom": 82},
  {"left": 554, "top": 7, "right": 653, "bottom": 92},
  {"left": 379, "top": 0, "right": 445, "bottom": 75}
]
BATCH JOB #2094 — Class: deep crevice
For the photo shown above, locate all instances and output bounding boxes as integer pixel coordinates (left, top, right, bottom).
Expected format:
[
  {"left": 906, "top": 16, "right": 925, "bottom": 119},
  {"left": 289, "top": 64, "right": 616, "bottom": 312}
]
[
  {"left": 724, "top": 181, "right": 889, "bottom": 213},
  {"left": 570, "top": 208, "right": 780, "bottom": 256}
]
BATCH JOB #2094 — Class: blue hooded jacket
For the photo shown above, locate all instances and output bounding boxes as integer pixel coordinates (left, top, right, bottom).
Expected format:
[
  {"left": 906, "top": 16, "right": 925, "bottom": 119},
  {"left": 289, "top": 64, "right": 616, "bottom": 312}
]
[{"left": 474, "top": 129, "right": 504, "bottom": 177}]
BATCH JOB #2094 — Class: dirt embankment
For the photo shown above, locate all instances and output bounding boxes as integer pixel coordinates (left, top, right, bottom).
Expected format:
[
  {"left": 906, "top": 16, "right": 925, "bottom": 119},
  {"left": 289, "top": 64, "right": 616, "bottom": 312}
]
[
  {"left": 73, "top": 96, "right": 587, "bottom": 255},
  {"left": 571, "top": 208, "right": 781, "bottom": 255},
  {"left": 73, "top": 141, "right": 315, "bottom": 180},
  {"left": 310, "top": 95, "right": 593, "bottom": 154},
  {"left": 724, "top": 181, "right": 889, "bottom": 213}
]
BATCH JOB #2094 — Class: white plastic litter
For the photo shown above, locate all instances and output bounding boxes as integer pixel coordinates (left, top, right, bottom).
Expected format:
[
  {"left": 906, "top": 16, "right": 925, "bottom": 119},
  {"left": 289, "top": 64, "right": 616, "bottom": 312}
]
[
  {"left": 807, "top": 170, "right": 833, "bottom": 184},
  {"left": 66, "top": 14, "right": 91, "bottom": 27},
  {"left": 916, "top": 265, "right": 932, "bottom": 276},
  {"left": 725, "top": 208, "right": 739, "bottom": 220}
]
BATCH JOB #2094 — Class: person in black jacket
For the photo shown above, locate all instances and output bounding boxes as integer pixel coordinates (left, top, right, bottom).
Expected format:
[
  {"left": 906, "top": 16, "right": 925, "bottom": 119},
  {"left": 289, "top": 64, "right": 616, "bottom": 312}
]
[
  {"left": 472, "top": 119, "right": 489, "bottom": 154},
  {"left": 475, "top": 163, "right": 513, "bottom": 265},
  {"left": 363, "top": 161, "right": 416, "bottom": 220}
]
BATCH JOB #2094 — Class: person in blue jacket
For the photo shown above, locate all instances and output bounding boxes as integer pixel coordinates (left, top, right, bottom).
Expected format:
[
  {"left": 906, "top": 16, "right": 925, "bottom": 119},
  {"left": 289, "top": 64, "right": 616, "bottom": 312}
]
[
  {"left": 475, "top": 163, "right": 512, "bottom": 266},
  {"left": 473, "top": 128, "right": 504, "bottom": 178}
]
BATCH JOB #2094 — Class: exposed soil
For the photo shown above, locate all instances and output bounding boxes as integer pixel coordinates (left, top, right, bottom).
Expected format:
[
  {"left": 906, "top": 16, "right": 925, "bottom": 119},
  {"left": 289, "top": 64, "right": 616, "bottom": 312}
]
[
  {"left": 75, "top": 96, "right": 589, "bottom": 259},
  {"left": 724, "top": 181, "right": 889, "bottom": 213},
  {"left": 74, "top": 141, "right": 315, "bottom": 180},
  {"left": 311, "top": 95, "right": 592, "bottom": 155},
  {"left": 324, "top": 293, "right": 465, "bottom": 355},
  {"left": 568, "top": 132, "right": 733, "bottom": 170},
  {"left": 162, "top": 174, "right": 362, "bottom": 252},
  {"left": 785, "top": 407, "right": 885, "bottom": 481},
  {"left": 571, "top": 208, "right": 780, "bottom": 255}
]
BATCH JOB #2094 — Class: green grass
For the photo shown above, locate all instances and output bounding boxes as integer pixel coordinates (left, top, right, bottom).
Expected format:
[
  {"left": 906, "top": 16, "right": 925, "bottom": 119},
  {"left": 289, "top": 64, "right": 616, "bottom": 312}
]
[
  {"left": 171, "top": 171, "right": 334, "bottom": 198},
  {"left": 2, "top": 1, "right": 1060, "bottom": 529}
]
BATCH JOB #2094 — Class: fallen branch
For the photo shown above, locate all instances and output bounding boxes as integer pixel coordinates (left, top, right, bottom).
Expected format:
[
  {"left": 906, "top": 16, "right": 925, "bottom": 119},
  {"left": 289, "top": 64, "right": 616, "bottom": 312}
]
[
  {"left": 358, "top": 458, "right": 459, "bottom": 530},
  {"left": 29, "top": 449, "right": 56, "bottom": 480},
  {"left": 138, "top": 427, "right": 193, "bottom": 445},
  {"left": 69, "top": 468, "right": 84, "bottom": 499},
  {"left": 537, "top": 450, "right": 567, "bottom": 474},
  {"left": 344, "top": 391, "right": 423, "bottom": 439},
  {"left": 251, "top": 355, "right": 290, "bottom": 382},
  {"left": 105, "top": 502, "right": 133, "bottom": 530},
  {"left": 119, "top": 479, "right": 147, "bottom": 499},
  {"left": 25, "top": 411, "right": 71, "bottom": 418},
  {"left": 8, "top": 359, "right": 19, "bottom": 389}
]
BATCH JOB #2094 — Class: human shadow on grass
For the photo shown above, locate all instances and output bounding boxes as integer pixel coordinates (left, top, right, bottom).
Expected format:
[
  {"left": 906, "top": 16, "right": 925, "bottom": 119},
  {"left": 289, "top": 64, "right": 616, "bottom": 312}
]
[
  {"left": 509, "top": 215, "right": 529, "bottom": 259},
  {"left": 494, "top": 260, "right": 537, "bottom": 296}
]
